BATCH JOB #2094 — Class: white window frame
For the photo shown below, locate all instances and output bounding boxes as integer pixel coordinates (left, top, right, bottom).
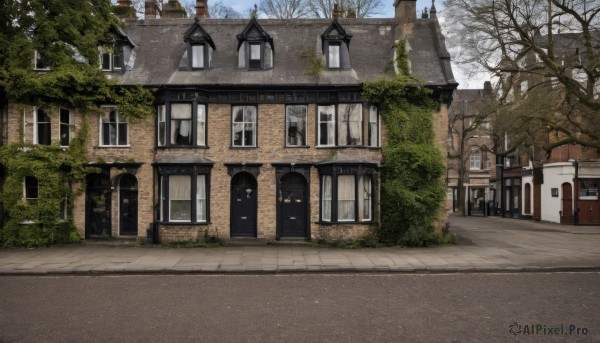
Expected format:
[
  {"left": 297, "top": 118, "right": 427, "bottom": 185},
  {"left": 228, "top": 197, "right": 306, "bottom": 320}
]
[
  {"left": 33, "top": 107, "right": 51, "bottom": 145},
  {"left": 99, "top": 107, "right": 129, "bottom": 147},
  {"left": 196, "top": 175, "right": 207, "bottom": 222},
  {"left": 469, "top": 152, "right": 481, "bottom": 170},
  {"left": 579, "top": 179, "right": 599, "bottom": 200},
  {"left": 317, "top": 105, "right": 335, "bottom": 147},
  {"left": 231, "top": 105, "right": 257, "bottom": 147},
  {"left": 23, "top": 176, "right": 39, "bottom": 201},
  {"left": 168, "top": 175, "right": 192, "bottom": 222},
  {"left": 33, "top": 50, "right": 50, "bottom": 70}
]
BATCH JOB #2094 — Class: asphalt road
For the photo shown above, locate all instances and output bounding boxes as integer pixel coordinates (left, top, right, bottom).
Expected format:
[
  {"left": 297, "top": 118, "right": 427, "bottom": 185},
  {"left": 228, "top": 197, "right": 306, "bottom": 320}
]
[{"left": 1, "top": 273, "right": 599, "bottom": 342}]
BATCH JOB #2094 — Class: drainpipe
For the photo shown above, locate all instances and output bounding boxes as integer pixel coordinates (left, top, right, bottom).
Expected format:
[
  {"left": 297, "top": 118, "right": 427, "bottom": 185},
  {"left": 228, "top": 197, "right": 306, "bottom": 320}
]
[
  {"left": 573, "top": 160, "right": 579, "bottom": 225},
  {"left": 497, "top": 154, "right": 505, "bottom": 217}
]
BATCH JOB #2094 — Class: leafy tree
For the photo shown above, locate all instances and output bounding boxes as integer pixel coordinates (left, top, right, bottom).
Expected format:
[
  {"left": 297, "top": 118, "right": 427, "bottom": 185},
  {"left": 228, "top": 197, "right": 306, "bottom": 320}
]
[
  {"left": 442, "top": 0, "right": 600, "bottom": 156},
  {"left": 0, "top": 0, "right": 153, "bottom": 246}
]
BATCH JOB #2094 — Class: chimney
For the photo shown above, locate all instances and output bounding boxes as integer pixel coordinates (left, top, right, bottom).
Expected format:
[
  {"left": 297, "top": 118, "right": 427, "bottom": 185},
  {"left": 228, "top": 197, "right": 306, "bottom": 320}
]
[
  {"left": 144, "top": 0, "right": 159, "bottom": 19},
  {"left": 196, "top": 0, "right": 210, "bottom": 18},
  {"left": 394, "top": 0, "right": 416, "bottom": 23},
  {"left": 333, "top": 4, "right": 341, "bottom": 19},
  {"left": 117, "top": 0, "right": 130, "bottom": 7},
  {"left": 484, "top": 81, "right": 493, "bottom": 95},
  {"left": 115, "top": 0, "right": 136, "bottom": 19},
  {"left": 162, "top": 0, "right": 187, "bottom": 18}
]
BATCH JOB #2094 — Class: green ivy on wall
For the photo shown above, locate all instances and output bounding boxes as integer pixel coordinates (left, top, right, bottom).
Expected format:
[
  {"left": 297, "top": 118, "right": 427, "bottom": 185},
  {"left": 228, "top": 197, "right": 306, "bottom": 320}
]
[
  {"left": 362, "top": 40, "right": 449, "bottom": 246},
  {"left": 0, "top": 115, "right": 93, "bottom": 247}
]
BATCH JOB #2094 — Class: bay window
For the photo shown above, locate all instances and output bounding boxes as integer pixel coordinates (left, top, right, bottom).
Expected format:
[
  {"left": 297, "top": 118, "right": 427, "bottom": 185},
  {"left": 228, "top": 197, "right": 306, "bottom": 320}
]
[
  {"left": 157, "top": 164, "right": 212, "bottom": 224},
  {"left": 318, "top": 104, "right": 366, "bottom": 147},
  {"left": 319, "top": 164, "right": 376, "bottom": 223}
]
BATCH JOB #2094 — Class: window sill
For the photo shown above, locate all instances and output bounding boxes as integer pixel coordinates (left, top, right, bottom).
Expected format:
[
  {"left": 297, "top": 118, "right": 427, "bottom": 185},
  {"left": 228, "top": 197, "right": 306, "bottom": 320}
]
[
  {"left": 156, "top": 221, "right": 211, "bottom": 226},
  {"left": 316, "top": 221, "right": 374, "bottom": 225},
  {"left": 230, "top": 146, "right": 258, "bottom": 149},
  {"left": 97, "top": 145, "right": 131, "bottom": 149},
  {"left": 285, "top": 145, "right": 310, "bottom": 149},
  {"left": 316, "top": 145, "right": 381, "bottom": 149},
  {"left": 579, "top": 196, "right": 598, "bottom": 201},
  {"left": 156, "top": 145, "right": 208, "bottom": 149}
]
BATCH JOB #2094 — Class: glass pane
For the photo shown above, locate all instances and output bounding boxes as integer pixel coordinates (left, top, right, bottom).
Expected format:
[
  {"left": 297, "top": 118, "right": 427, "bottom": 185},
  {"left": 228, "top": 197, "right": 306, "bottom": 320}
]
[
  {"left": 196, "top": 175, "right": 206, "bottom": 222},
  {"left": 170, "top": 200, "right": 191, "bottom": 221},
  {"left": 197, "top": 105, "right": 206, "bottom": 146},
  {"left": 118, "top": 123, "right": 128, "bottom": 145},
  {"left": 359, "top": 175, "right": 372, "bottom": 221},
  {"left": 25, "top": 176, "right": 38, "bottom": 199},
  {"left": 171, "top": 103, "right": 192, "bottom": 119},
  {"left": 101, "top": 53, "right": 111, "bottom": 70},
  {"left": 338, "top": 104, "right": 362, "bottom": 146},
  {"left": 192, "top": 45, "right": 204, "bottom": 68},
  {"left": 318, "top": 106, "right": 335, "bottom": 146},
  {"left": 232, "top": 122, "right": 243, "bottom": 146},
  {"left": 338, "top": 175, "right": 355, "bottom": 221},
  {"left": 322, "top": 175, "right": 332, "bottom": 221},
  {"left": 169, "top": 175, "right": 191, "bottom": 200},
  {"left": 250, "top": 44, "right": 261, "bottom": 60},
  {"left": 286, "top": 105, "right": 307, "bottom": 146},
  {"left": 244, "top": 123, "right": 255, "bottom": 146},
  {"left": 113, "top": 51, "right": 122, "bottom": 69},
  {"left": 328, "top": 44, "right": 340, "bottom": 68}
]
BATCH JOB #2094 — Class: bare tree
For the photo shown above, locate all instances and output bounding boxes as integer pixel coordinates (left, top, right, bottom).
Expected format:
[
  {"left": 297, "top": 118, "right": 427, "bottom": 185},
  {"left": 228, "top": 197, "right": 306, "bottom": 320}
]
[
  {"left": 305, "top": 0, "right": 384, "bottom": 18},
  {"left": 210, "top": 0, "right": 244, "bottom": 18},
  {"left": 442, "top": 0, "right": 600, "bottom": 155},
  {"left": 259, "top": 0, "right": 308, "bottom": 18}
]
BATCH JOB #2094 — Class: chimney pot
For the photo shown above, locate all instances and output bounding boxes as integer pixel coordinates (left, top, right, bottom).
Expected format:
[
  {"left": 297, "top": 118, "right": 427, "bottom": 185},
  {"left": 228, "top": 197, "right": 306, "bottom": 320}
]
[{"left": 196, "top": 0, "right": 210, "bottom": 18}]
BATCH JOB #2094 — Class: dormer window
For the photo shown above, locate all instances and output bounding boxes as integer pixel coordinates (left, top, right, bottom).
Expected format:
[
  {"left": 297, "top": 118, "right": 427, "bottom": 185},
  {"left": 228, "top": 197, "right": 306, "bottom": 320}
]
[
  {"left": 237, "top": 18, "right": 274, "bottom": 70},
  {"left": 183, "top": 20, "right": 215, "bottom": 70},
  {"left": 100, "top": 47, "right": 123, "bottom": 71},
  {"left": 321, "top": 21, "right": 352, "bottom": 70},
  {"left": 34, "top": 50, "right": 50, "bottom": 70}
]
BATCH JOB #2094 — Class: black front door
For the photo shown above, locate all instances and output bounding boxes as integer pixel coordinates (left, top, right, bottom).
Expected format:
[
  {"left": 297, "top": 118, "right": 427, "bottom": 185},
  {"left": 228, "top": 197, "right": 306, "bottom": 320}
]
[
  {"left": 119, "top": 174, "right": 138, "bottom": 236},
  {"left": 278, "top": 172, "right": 308, "bottom": 238},
  {"left": 86, "top": 174, "right": 111, "bottom": 238},
  {"left": 231, "top": 172, "right": 257, "bottom": 237}
]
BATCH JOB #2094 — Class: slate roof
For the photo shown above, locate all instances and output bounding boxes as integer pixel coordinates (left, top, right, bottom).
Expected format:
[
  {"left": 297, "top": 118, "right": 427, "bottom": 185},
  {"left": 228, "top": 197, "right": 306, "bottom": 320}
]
[{"left": 116, "top": 17, "right": 457, "bottom": 88}]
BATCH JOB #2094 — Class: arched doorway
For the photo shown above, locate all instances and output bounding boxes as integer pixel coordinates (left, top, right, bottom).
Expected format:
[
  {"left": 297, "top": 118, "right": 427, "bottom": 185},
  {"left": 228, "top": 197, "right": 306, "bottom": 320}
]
[
  {"left": 85, "top": 173, "right": 111, "bottom": 238},
  {"left": 230, "top": 172, "right": 257, "bottom": 237},
  {"left": 277, "top": 172, "right": 308, "bottom": 239},
  {"left": 119, "top": 174, "right": 138, "bottom": 236},
  {"left": 561, "top": 183, "right": 573, "bottom": 224}
]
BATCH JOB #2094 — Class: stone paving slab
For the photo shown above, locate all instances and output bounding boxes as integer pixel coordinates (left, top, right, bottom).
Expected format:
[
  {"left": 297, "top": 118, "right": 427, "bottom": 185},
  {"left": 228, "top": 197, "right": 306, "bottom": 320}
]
[{"left": 0, "top": 215, "right": 599, "bottom": 275}]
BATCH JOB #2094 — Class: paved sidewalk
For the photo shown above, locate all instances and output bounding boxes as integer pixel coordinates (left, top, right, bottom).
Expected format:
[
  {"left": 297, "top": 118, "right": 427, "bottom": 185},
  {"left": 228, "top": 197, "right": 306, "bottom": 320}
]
[{"left": 0, "top": 215, "right": 599, "bottom": 275}]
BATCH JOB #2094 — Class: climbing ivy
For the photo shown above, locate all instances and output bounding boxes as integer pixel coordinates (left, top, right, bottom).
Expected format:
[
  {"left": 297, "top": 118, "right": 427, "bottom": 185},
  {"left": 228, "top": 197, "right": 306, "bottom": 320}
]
[
  {"left": 362, "top": 40, "right": 448, "bottom": 246},
  {"left": 0, "top": 114, "right": 94, "bottom": 247},
  {"left": 0, "top": 1, "right": 155, "bottom": 246}
]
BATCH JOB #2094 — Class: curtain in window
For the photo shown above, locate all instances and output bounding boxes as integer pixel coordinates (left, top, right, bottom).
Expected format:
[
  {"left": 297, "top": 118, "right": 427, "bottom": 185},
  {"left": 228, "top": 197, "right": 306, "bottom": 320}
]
[
  {"left": 338, "top": 104, "right": 362, "bottom": 146},
  {"left": 358, "top": 175, "right": 372, "bottom": 221},
  {"left": 196, "top": 175, "right": 206, "bottom": 222},
  {"left": 197, "top": 105, "right": 206, "bottom": 146},
  {"left": 322, "top": 175, "right": 332, "bottom": 221},
  {"left": 318, "top": 106, "right": 335, "bottom": 146},
  {"left": 169, "top": 175, "right": 191, "bottom": 221},
  {"left": 337, "top": 175, "right": 355, "bottom": 221},
  {"left": 192, "top": 45, "right": 204, "bottom": 68},
  {"left": 368, "top": 106, "right": 378, "bottom": 147},
  {"left": 328, "top": 44, "right": 340, "bottom": 68},
  {"left": 171, "top": 103, "right": 192, "bottom": 145}
]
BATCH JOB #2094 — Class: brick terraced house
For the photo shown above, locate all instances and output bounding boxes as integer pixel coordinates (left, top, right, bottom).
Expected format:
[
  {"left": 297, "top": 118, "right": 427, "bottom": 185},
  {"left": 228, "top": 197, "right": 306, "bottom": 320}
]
[{"left": 0, "top": 0, "right": 457, "bottom": 243}]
